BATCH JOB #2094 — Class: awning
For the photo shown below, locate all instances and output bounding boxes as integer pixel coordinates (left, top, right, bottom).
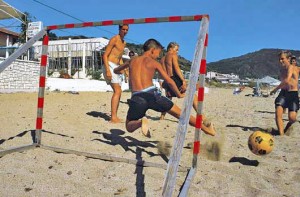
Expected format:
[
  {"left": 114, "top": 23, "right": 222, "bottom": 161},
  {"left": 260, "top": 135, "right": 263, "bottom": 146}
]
[{"left": 0, "top": 0, "right": 25, "bottom": 23}]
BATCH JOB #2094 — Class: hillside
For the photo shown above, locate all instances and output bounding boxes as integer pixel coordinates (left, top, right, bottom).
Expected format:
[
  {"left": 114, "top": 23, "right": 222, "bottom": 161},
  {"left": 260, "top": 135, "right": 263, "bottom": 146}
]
[
  {"left": 207, "top": 49, "right": 300, "bottom": 79},
  {"left": 127, "top": 42, "right": 300, "bottom": 80}
]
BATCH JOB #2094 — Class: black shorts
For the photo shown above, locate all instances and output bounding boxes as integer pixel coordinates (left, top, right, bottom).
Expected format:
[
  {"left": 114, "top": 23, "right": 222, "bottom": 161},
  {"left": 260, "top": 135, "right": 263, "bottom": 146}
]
[
  {"left": 126, "top": 87, "right": 174, "bottom": 121},
  {"left": 275, "top": 90, "right": 299, "bottom": 112},
  {"left": 162, "top": 75, "right": 183, "bottom": 97}
]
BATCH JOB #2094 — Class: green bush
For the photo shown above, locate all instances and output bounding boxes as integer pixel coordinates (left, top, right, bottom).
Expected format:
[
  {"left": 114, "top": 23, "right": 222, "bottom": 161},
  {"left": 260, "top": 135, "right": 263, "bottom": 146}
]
[
  {"left": 91, "top": 70, "right": 103, "bottom": 80},
  {"left": 47, "top": 69, "right": 54, "bottom": 76},
  {"left": 71, "top": 68, "right": 77, "bottom": 76}
]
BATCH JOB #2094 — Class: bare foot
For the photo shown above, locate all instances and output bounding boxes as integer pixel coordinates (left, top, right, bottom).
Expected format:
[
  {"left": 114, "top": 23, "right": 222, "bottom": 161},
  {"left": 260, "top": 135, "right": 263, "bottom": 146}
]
[
  {"left": 160, "top": 115, "right": 165, "bottom": 120},
  {"left": 202, "top": 122, "right": 216, "bottom": 136},
  {"left": 109, "top": 117, "right": 123, "bottom": 123},
  {"left": 141, "top": 117, "right": 151, "bottom": 138}
]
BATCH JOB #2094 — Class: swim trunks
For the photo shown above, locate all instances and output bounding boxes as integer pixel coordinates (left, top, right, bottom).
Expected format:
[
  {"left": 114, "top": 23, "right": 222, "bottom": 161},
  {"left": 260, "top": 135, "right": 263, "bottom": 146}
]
[
  {"left": 275, "top": 90, "right": 299, "bottom": 112},
  {"left": 162, "top": 74, "right": 183, "bottom": 97},
  {"left": 126, "top": 86, "right": 174, "bottom": 121},
  {"left": 102, "top": 61, "right": 123, "bottom": 85}
]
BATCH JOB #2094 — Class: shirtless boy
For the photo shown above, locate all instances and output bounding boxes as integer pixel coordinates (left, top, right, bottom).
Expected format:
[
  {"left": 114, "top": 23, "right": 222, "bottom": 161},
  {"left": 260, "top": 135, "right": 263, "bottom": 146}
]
[
  {"left": 160, "top": 42, "right": 209, "bottom": 124},
  {"left": 103, "top": 24, "right": 129, "bottom": 123},
  {"left": 114, "top": 38, "right": 216, "bottom": 137},
  {"left": 270, "top": 51, "right": 299, "bottom": 135},
  {"left": 161, "top": 42, "right": 187, "bottom": 97}
]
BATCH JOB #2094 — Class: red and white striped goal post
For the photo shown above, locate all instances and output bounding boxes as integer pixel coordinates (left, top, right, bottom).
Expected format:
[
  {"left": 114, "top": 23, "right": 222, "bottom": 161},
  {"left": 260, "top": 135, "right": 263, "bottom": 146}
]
[{"left": 45, "top": 15, "right": 209, "bottom": 30}]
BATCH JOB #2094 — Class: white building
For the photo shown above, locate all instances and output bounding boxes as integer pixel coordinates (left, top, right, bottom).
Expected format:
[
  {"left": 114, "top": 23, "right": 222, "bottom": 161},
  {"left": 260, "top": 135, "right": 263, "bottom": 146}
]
[
  {"left": 206, "top": 71, "right": 241, "bottom": 84},
  {"left": 0, "top": 28, "right": 19, "bottom": 58},
  {"left": 205, "top": 71, "right": 217, "bottom": 79},
  {"left": 32, "top": 37, "right": 108, "bottom": 78},
  {"left": 32, "top": 37, "right": 131, "bottom": 78}
]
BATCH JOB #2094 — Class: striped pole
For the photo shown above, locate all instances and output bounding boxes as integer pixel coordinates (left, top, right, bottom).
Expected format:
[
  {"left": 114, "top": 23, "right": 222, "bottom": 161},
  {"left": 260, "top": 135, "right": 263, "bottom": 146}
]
[
  {"left": 178, "top": 18, "right": 209, "bottom": 197},
  {"left": 193, "top": 32, "right": 208, "bottom": 168},
  {"left": 163, "top": 17, "right": 209, "bottom": 197},
  {"left": 45, "top": 15, "right": 208, "bottom": 30},
  {"left": 35, "top": 34, "right": 49, "bottom": 144}
]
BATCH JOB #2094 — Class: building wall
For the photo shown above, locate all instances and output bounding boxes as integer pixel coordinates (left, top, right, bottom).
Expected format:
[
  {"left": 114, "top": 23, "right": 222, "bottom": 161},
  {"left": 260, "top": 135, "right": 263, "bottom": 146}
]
[
  {"left": 0, "top": 57, "right": 40, "bottom": 92},
  {"left": 0, "top": 33, "right": 18, "bottom": 57},
  {"left": 0, "top": 33, "right": 7, "bottom": 46},
  {"left": 0, "top": 33, "right": 14, "bottom": 46}
]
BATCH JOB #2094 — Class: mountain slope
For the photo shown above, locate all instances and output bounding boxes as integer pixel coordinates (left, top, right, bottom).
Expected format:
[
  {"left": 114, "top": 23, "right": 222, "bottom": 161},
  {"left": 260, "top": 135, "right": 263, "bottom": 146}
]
[{"left": 207, "top": 49, "right": 300, "bottom": 79}]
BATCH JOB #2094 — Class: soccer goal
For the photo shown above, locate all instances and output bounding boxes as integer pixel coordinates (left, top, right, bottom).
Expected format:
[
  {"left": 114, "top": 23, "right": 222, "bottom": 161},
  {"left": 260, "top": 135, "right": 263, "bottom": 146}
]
[{"left": 0, "top": 15, "right": 209, "bottom": 197}]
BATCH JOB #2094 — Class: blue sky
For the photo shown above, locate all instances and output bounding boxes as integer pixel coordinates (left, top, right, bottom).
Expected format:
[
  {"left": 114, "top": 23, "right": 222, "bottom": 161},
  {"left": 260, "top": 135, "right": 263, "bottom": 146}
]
[{"left": 2, "top": 0, "right": 300, "bottom": 63}]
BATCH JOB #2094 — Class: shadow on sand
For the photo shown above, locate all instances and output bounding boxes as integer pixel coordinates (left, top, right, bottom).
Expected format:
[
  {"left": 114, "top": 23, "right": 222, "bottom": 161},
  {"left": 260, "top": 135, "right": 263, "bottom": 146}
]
[
  {"left": 229, "top": 156, "right": 259, "bottom": 167},
  {"left": 0, "top": 130, "right": 33, "bottom": 145},
  {"left": 92, "top": 129, "right": 170, "bottom": 196},
  {"left": 0, "top": 129, "right": 74, "bottom": 146},
  {"left": 92, "top": 129, "right": 169, "bottom": 162},
  {"left": 226, "top": 124, "right": 266, "bottom": 132},
  {"left": 227, "top": 124, "right": 284, "bottom": 136},
  {"left": 86, "top": 111, "right": 110, "bottom": 121}
]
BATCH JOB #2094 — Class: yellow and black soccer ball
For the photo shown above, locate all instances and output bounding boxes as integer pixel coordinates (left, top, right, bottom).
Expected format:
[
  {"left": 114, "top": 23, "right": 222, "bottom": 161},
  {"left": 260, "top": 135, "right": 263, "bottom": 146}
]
[{"left": 248, "top": 131, "right": 274, "bottom": 155}]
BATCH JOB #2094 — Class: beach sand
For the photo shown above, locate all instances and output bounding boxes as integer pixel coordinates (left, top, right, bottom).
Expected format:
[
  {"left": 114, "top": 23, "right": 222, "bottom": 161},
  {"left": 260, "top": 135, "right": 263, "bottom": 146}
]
[{"left": 0, "top": 87, "right": 299, "bottom": 196}]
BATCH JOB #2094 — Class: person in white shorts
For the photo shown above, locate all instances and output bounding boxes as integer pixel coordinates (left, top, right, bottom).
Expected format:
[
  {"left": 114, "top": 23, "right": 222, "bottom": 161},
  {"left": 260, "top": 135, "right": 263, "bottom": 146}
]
[
  {"left": 103, "top": 24, "right": 129, "bottom": 123},
  {"left": 103, "top": 61, "right": 123, "bottom": 86}
]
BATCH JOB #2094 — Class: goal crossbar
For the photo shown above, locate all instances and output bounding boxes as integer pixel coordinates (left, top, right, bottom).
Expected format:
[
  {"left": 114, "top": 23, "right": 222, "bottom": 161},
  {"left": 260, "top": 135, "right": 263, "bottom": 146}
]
[{"left": 45, "top": 15, "right": 208, "bottom": 30}]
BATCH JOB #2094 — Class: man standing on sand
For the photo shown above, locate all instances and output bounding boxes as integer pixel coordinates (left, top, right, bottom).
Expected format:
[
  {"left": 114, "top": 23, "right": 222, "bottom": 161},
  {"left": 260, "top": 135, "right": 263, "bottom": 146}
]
[
  {"left": 270, "top": 51, "right": 299, "bottom": 135},
  {"left": 114, "top": 38, "right": 216, "bottom": 137},
  {"left": 103, "top": 24, "right": 129, "bottom": 123}
]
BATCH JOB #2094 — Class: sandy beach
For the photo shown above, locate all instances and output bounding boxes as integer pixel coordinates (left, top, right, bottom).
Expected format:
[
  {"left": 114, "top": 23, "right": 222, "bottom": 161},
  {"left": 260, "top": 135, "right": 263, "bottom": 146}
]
[{"left": 0, "top": 87, "right": 299, "bottom": 197}]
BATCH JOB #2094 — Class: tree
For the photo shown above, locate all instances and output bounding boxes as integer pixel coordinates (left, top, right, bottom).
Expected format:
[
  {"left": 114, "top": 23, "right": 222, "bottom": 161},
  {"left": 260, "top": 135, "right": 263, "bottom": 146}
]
[
  {"left": 48, "top": 32, "right": 58, "bottom": 40},
  {"left": 18, "top": 11, "right": 58, "bottom": 41},
  {"left": 18, "top": 12, "right": 32, "bottom": 43}
]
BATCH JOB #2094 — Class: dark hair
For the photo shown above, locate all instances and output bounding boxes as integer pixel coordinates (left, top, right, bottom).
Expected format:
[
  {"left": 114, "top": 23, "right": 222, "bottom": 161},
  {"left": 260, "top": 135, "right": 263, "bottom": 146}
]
[
  {"left": 143, "top": 39, "right": 164, "bottom": 52},
  {"left": 129, "top": 50, "right": 135, "bottom": 56},
  {"left": 291, "top": 56, "right": 297, "bottom": 64},
  {"left": 119, "top": 24, "right": 129, "bottom": 30}
]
